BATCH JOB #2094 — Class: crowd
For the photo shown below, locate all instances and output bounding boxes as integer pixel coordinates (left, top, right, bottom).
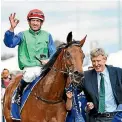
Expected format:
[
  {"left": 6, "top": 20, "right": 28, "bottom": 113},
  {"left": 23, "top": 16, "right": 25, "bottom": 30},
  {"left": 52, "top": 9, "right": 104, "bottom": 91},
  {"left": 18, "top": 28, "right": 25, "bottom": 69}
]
[{"left": 2, "top": 8, "right": 122, "bottom": 122}]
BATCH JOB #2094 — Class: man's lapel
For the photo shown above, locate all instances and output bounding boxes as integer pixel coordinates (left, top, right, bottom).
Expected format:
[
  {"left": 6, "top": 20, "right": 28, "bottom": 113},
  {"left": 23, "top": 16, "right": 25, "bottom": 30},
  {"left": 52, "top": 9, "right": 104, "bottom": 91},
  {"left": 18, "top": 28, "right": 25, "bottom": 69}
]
[
  {"left": 107, "top": 65, "right": 116, "bottom": 92},
  {"left": 91, "top": 70, "right": 99, "bottom": 99}
]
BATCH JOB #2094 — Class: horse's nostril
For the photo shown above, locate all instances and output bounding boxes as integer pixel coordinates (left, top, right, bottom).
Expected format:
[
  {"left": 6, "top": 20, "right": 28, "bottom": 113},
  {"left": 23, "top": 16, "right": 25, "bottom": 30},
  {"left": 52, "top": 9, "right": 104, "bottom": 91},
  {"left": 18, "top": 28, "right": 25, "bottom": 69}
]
[
  {"left": 74, "top": 71, "right": 84, "bottom": 77},
  {"left": 74, "top": 71, "right": 79, "bottom": 75}
]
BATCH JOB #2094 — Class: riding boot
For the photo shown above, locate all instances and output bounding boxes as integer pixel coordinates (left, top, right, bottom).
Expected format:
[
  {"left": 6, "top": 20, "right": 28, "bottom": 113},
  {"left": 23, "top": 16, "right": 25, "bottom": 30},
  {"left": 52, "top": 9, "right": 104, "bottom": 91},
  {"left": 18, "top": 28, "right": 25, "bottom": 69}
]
[{"left": 14, "top": 79, "right": 29, "bottom": 105}]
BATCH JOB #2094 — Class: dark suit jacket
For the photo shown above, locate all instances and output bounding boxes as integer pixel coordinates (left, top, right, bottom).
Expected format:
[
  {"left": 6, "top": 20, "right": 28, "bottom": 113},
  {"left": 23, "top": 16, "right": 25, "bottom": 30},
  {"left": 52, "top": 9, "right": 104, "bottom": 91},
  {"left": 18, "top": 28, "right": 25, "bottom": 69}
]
[{"left": 78, "top": 65, "right": 122, "bottom": 119}]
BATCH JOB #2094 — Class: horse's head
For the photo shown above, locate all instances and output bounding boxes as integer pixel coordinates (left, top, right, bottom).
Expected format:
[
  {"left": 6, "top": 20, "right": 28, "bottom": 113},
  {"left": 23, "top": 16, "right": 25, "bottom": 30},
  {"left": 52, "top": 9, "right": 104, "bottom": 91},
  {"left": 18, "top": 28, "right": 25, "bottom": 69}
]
[
  {"left": 41, "top": 31, "right": 86, "bottom": 87},
  {"left": 63, "top": 32, "right": 86, "bottom": 86}
]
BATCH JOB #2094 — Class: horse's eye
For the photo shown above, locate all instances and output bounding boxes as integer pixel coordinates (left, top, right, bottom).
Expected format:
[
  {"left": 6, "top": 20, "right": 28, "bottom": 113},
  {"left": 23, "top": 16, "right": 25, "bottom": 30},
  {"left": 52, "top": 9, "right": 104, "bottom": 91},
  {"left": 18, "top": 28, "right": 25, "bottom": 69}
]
[{"left": 66, "top": 52, "right": 71, "bottom": 58}]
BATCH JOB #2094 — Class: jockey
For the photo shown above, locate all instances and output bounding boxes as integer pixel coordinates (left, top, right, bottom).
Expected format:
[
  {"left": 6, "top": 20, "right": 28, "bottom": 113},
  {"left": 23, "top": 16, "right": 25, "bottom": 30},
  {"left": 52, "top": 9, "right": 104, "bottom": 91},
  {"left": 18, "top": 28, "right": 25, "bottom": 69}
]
[{"left": 3, "top": 9, "right": 56, "bottom": 105}]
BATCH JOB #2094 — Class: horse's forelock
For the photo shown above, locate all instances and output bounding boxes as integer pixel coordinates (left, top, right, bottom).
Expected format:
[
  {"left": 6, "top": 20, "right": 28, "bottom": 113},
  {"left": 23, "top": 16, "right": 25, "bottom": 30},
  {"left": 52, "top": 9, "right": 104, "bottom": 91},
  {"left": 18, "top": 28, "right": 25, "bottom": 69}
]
[{"left": 65, "top": 41, "right": 81, "bottom": 48}]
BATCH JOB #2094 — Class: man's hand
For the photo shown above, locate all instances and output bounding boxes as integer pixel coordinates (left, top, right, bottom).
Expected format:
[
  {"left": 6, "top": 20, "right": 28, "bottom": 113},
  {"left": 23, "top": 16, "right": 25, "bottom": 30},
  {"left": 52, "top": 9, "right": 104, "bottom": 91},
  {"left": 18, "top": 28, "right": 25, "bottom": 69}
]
[
  {"left": 9, "top": 13, "right": 19, "bottom": 32},
  {"left": 86, "top": 102, "right": 94, "bottom": 112}
]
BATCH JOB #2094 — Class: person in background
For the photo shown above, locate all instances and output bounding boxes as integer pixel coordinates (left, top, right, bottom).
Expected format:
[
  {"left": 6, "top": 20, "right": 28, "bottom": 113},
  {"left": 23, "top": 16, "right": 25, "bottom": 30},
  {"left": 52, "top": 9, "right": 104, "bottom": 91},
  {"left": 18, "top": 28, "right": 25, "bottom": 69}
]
[
  {"left": 77, "top": 48, "right": 122, "bottom": 122},
  {"left": 65, "top": 84, "right": 87, "bottom": 122},
  {"left": 1, "top": 68, "right": 12, "bottom": 122},
  {"left": 1, "top": 68, "right": 11, "bottom": 88},
  {"left": 88, "top": 66, "right": 94, "bottom": 70},
  {"left": 3, "top": 9, "right": 56, "bottom": 105}
]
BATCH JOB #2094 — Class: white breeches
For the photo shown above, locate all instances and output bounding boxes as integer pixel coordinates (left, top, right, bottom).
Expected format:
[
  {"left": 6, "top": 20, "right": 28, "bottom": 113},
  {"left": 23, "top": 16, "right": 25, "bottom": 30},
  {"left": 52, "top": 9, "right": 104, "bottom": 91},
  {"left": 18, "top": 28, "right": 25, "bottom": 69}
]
[{"left": 22, "top": 66, "right": 42, "bottom": 83}]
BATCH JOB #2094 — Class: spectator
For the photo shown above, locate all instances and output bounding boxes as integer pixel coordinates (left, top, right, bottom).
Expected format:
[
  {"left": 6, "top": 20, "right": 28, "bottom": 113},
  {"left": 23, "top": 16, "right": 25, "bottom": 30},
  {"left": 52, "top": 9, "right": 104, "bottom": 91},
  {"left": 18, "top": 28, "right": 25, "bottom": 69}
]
[
  {"left": 1, "top": 68, "right": 12, "bottom": 122},
  {"left": 77, "top": 48, "right": 122, "bottom": 122},
  {"left": 88, "top": 66, "right": 93, "bottom": 70},
  {"left": 65, "top": 85, "right": 87, "bottom": 122},
  {"left": 1, "top": 68, "right": 11, "bottom": 88}
]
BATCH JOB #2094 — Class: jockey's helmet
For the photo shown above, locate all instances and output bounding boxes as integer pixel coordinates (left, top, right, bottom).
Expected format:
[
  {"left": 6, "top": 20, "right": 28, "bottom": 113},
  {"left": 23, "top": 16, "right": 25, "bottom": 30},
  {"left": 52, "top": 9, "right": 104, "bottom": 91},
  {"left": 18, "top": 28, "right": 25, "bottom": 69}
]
[{"left": 27, "top": 9, "right": 45, "bottom": 21}]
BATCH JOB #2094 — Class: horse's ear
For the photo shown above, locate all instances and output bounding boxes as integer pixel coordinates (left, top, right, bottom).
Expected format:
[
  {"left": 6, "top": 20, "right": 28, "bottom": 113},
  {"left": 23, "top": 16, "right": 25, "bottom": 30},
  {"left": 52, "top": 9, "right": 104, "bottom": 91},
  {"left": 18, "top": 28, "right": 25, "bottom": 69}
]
[
  {"left": 80, "top": 35, "right": 87, "bottom": 47},
  {"left": 67, "top": 31, "right": 72, "bottom": 44}
]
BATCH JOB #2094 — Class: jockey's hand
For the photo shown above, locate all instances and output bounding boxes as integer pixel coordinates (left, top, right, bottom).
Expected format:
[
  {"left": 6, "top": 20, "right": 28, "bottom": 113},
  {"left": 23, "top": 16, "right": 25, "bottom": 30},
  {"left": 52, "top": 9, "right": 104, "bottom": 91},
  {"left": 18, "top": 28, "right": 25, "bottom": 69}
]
[
  {"left": 9, "top": 13, "right": 19, "bottom": 32},
  {"left": 66, "top": 91, "right": 73, "bottom": 99},
  {"left": 86, "top": 102, "right": 94, "bottom": 112},
  {"left": 41, "top": 59, "right": 49, "bottom": 65}
]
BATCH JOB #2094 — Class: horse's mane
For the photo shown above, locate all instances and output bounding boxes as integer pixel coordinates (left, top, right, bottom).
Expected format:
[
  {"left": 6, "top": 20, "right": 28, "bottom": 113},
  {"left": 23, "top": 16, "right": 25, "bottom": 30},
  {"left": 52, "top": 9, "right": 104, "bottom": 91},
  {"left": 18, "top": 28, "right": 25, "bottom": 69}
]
[
  {"left": 40, "top": 41, "right": 81, "bottom": 78},
  {"left": 40, "top": 43, "right": 66, "bottom": 77}
]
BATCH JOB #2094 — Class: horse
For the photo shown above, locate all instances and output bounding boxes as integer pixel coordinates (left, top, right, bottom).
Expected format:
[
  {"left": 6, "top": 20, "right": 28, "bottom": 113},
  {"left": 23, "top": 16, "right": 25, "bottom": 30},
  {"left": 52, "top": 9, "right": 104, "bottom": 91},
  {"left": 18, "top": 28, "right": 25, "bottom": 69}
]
[{"left": 3, "top": 32, "right": 87, "bottom": 122}]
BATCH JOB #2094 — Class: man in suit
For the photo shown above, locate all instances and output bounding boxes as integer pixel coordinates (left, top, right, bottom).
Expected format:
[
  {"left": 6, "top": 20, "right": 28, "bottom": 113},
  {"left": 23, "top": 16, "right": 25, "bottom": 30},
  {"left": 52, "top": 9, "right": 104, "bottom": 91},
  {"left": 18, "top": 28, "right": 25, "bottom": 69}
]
[{"left": 78, "top": 48, "right": 122, "bottom": 122}]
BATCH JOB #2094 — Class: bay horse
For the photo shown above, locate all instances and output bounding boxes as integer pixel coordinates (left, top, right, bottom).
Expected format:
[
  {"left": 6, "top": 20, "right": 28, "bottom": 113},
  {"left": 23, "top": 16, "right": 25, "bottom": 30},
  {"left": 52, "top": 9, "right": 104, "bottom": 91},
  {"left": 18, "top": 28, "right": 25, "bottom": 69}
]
[{"left": 3, "top": 32, "right": 87, "bottom": 122}]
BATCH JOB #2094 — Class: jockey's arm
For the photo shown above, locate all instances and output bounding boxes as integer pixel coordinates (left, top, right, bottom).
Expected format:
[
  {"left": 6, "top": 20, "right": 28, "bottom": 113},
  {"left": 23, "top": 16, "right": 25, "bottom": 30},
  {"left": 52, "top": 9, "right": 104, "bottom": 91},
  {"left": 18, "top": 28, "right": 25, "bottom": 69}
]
[
  {"left": 4, "top": 30, "right": 22, "bottom": 48},
  {"left": 48, "top": 34, "right": 56, "bottom": 58},
  {"left": 40, "top": 34, "right": 56, "bottom": 65}
]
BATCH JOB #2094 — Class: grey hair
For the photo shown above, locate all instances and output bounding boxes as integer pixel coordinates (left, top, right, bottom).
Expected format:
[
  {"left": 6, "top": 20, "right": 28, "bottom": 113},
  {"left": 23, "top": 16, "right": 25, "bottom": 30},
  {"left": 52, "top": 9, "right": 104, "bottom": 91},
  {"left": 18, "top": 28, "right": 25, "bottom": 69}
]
[{"left": 90, "top": 48, "right": 108, "bottom": 59}]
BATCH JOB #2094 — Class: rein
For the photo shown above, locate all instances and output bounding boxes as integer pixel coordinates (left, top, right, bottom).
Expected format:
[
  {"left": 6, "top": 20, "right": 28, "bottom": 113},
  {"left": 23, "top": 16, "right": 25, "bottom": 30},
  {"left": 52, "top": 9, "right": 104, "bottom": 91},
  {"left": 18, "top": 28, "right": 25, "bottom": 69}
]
[
  {"left": 32, "top": 66, "right": 71, "bottom": 104},
  {"left": 33, "top": 93, "right": 63, "bottom": 104},
  {"left": 33, "top": 69, "right": 84, "bottom": 104}
]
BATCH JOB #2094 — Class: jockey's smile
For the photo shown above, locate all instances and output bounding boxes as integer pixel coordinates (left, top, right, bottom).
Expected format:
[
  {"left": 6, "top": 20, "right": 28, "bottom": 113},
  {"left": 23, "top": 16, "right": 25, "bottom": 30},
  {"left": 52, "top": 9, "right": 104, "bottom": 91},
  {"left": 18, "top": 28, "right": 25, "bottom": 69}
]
[{"left": 28, "top": 18, "right": 43, "bottom": 32}]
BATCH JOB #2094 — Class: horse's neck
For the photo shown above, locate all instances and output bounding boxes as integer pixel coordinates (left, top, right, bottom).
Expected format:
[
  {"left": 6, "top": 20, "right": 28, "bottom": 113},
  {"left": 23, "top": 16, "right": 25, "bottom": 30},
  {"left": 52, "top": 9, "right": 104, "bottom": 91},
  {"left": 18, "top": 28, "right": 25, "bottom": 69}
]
[{"left": 34, "top": 58, "right": 66, "bottom": 100}]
